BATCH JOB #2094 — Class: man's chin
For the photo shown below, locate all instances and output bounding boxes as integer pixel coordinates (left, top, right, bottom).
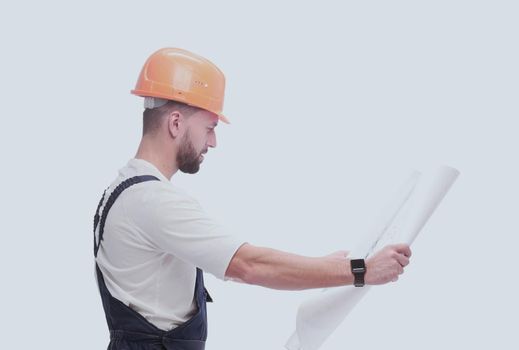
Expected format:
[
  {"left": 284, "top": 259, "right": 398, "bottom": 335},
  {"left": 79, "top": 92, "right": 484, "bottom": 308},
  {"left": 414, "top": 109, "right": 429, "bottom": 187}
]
[{"left": 179, "top": 163, "right": 201, "bottom": 174}]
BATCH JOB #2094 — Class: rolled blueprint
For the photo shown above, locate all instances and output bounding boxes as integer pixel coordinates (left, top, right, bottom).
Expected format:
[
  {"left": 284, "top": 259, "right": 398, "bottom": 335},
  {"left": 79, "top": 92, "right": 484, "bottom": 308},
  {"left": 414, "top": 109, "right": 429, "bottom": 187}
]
[{"left": 285, "top": 166, "right": 460, "bottom": 350}]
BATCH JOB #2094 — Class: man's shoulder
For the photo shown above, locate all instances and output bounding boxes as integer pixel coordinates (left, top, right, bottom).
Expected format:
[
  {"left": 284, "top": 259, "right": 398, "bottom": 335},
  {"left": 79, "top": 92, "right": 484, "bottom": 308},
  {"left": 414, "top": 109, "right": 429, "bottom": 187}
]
[{"left": 120, "top": 178, "right": 199, "bottom": 208}]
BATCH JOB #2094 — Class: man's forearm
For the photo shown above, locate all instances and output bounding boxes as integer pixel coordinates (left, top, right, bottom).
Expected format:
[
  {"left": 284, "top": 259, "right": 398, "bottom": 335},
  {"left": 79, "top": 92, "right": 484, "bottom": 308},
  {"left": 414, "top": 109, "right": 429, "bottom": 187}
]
[{"left": 225, "top": 243, "right": 354, "bottom": 290}]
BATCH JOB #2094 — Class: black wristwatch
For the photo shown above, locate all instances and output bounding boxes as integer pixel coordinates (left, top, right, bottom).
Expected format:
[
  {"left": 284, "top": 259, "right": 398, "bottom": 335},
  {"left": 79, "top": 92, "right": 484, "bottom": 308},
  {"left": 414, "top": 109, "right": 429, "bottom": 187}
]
[{"left": 350, "top": 259, "right": 366, "bottom": 287}]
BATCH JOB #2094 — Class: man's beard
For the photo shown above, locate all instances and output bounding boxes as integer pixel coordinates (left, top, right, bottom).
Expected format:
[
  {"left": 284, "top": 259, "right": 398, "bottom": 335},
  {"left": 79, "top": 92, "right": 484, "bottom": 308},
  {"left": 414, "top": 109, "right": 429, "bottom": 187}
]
[{"left": 177, "top": 131, "right": 202, "bottom": 174}]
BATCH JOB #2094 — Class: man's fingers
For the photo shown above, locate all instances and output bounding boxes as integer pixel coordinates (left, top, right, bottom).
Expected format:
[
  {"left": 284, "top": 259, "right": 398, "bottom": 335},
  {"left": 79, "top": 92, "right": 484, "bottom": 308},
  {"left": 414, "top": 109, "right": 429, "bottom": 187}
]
[
  {"left": 393, "top": 244, "right": 412, "bottom": 258},
  {"left": 395, "top": 253, "right": 410, "bottom": 267}
]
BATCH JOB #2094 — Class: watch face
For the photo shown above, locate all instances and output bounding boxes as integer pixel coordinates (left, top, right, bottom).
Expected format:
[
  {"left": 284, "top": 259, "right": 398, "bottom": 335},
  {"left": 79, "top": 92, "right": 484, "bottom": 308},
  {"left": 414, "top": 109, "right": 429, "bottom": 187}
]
[{"left": 351, "top": 259, "right": 366, "bottom": 272}]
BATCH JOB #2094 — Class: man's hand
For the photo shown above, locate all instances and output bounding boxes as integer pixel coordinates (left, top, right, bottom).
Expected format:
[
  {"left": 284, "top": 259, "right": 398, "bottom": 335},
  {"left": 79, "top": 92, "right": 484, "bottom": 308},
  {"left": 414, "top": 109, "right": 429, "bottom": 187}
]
[{"left": 365, "top": 244, "right": 412, "bottom": 285}]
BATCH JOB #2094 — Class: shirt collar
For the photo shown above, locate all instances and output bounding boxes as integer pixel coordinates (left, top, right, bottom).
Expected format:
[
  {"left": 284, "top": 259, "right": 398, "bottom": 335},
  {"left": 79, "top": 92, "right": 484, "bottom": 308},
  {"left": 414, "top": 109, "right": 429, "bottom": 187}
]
[{"left": 127, "top": 158, "right": 170, "bottom": 183}]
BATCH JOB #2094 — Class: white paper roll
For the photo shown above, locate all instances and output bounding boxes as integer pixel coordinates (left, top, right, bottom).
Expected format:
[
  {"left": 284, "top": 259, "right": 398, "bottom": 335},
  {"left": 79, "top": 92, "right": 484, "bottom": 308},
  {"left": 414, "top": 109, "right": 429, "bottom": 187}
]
[{"left": 285, "top": 166, "right": 459, "bottom": 350}]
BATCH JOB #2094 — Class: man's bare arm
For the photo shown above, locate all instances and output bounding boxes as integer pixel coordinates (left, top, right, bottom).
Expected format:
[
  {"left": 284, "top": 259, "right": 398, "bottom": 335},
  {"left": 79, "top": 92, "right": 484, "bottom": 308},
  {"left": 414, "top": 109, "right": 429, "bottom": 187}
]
[{"left": 225, "top": 243, "right": 411, "bottom": 290}]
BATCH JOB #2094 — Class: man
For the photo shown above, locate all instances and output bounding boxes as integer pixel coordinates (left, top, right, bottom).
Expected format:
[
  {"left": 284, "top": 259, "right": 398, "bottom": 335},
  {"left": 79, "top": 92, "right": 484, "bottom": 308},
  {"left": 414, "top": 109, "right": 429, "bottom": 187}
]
[{"left": 93, "top": 48, "right": 412, "bottom": 349}]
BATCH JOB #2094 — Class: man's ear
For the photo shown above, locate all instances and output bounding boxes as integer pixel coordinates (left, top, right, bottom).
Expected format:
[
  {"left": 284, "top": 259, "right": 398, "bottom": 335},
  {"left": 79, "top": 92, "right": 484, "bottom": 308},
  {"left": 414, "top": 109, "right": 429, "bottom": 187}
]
[{"left": 167, "top": 111, "right": 183, "bottom": 138}]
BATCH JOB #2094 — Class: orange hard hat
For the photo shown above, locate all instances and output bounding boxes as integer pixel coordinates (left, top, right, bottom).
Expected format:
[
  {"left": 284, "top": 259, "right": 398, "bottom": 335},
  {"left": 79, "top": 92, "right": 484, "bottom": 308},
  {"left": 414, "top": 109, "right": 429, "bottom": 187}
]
[{"left": 131, "top": 48, "right": 230, "bottom": 124}]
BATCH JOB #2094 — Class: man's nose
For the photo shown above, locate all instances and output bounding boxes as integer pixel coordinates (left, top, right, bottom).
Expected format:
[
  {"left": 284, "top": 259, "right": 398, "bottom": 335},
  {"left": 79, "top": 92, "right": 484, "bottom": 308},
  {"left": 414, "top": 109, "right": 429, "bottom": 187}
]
[{"left": 207, "top": 132, "right": 217, "bottom": 148}]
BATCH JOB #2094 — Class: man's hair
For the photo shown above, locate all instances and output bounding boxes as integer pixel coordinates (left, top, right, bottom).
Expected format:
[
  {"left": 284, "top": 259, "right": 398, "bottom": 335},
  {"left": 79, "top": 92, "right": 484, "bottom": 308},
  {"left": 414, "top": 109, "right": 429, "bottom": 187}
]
[{"left": 143, "top": 100, "right": 201, "bottom": 135}]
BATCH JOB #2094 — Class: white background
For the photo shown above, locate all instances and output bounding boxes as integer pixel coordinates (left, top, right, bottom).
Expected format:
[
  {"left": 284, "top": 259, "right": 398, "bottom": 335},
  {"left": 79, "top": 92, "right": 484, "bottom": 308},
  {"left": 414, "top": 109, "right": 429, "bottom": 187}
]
[{"left": 1, "top": 1, "right": 517, "bottom": 349}]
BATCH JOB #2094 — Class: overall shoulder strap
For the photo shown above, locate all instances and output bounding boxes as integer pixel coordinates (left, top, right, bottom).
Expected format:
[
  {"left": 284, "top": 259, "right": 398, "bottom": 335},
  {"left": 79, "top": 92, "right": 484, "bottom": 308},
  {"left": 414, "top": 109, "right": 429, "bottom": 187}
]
[{"left": 93, "top": 175, "right": 160, "bottom": 257}]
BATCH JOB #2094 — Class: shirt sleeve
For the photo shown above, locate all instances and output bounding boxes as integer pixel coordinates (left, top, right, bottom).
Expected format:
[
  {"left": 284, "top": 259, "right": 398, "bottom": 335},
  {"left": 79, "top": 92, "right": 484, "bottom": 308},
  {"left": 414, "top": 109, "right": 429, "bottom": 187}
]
[{"left": 127, "top": 182, "right": 245, "bottom": 281}]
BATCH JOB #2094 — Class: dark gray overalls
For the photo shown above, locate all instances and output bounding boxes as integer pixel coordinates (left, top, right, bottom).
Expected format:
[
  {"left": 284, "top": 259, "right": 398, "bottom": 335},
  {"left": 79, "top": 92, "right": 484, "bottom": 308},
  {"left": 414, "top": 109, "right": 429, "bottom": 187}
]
[{"left": 93, "top": 176, "right": 212, "bottom": 350}]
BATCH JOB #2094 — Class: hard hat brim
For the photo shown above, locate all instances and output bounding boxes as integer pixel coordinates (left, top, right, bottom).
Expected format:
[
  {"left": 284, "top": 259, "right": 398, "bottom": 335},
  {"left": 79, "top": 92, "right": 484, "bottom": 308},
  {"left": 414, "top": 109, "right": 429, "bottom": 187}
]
[
  {"left": 217, "top": 113, "right": 230, "bottom": 124},
  {"left": 132, "top": 89, "right": 230, "bottom": 124}
]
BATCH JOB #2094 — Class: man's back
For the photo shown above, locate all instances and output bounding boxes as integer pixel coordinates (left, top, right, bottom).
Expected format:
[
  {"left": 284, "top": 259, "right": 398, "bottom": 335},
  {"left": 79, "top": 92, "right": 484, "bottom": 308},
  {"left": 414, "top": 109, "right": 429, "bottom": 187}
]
[{"left": 94, "top": 158, "right": 244, "bottom": 330}]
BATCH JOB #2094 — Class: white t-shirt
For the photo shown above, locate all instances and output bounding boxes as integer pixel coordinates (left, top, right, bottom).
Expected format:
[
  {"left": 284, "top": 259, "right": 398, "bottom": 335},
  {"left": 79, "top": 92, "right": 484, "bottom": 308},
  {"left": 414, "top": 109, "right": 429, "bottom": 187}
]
[{"left": 95, "top": 158, "right": 245, "bottom": 331}]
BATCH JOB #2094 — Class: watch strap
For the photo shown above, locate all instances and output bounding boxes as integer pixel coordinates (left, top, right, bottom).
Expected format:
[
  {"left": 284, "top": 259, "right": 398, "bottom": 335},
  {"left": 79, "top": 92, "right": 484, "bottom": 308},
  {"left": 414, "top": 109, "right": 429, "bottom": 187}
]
[{"left": 350, "top": 258, "right": 366, "bottom": 287}]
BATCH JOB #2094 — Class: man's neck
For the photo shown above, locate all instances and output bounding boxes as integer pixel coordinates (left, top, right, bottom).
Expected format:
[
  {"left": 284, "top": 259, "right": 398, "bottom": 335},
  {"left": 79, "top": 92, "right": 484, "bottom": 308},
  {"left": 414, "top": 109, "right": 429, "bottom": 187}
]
[{"left": 135, "top": 138, "right": 178, "bottom": 180}]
